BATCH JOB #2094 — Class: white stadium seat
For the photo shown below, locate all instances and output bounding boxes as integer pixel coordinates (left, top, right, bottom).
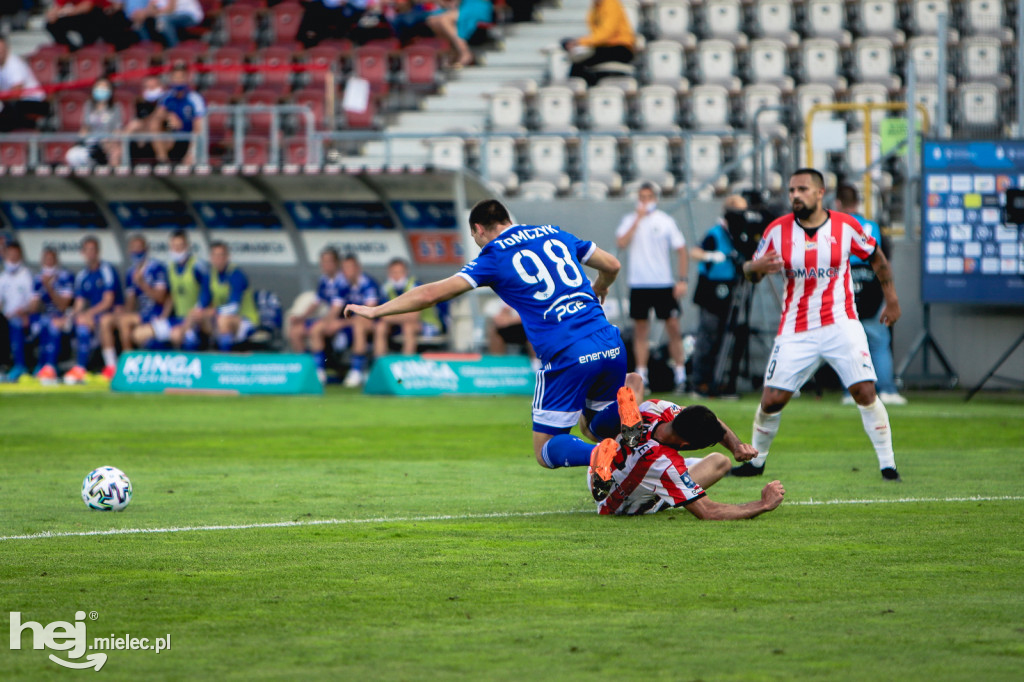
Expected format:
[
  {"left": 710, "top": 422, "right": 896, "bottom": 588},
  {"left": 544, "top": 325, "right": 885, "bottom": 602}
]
[
  {"left": 957, "top": 82, "right": 1002, "bottom": 133},
  {"left": 527, "top": 136, "right": 571, "bottom": 191},
  {"left": 481, "top": 136, "right": 520, "bottom": 196},
  {"left": 742, "top": 83, "right": 785, "bottom": 135},
  {"left": 695, "top": 39, "right": 741, "bottom": 92},
  {"left": 630, "top": 135, "right": 675, "bottom": 194},
  {"left": 423, "top": 137, "right": 466, "bottom": 170},
  {"left": 586, "top": 86, "right": 629, "bottom": 133},
  {"left": 753, "top": 0, "right": 799, "bottom": 47},
  {"left": 795, "top": 83, "right": 837, "bottom": 128},
  {"left": 704, "top": 0, "right": 748, "bottom": 48},
  {"left": 853, "top": 37, "right": 902, "bottom": 93},
  {"left": 856, "top": 0, "right": 906, "bottom": 47},
  {"left": 686, "top": 135, "right": 728, "bottom": 197},
  {"left": 747, "top": 38, "right": 794, "bottom": 93},
  {"left": 848, "top": 82, "right": 889, "bottom": 131},
  {"left": 534, "top": 85, "right": 578, "bottom": 133},
  {"left": 645, "top": 40, "right": 689, "bottom": 92},
  {"left": 962, "top": 0, "right": 1014, "bottom": 43},
  {"left": 800, "top": 38, "right": 848, "bottom": 91},
  {"left": 689, "top": 84, "right": 733, "bottom": 131},
  {"left": 805, "top": 0, "right": 852, "bottom": 47},
  {"left": 487, "top": 87, "right": 527, "bottom": 134},
  {"left": 637, "top": 84, "right": 680, "bottom": 132},
  {"left": 961, "top": 36, "right": 1012, "bottom": 90},
  {"left": 575, "top": 135, "right": 622, "bottom": 195},
  {"left": 652, "top": 1, "right": 696, "bottom": 48}
]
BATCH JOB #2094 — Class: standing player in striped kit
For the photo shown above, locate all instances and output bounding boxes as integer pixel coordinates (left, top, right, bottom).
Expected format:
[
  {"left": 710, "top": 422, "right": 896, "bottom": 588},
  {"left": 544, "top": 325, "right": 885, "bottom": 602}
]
[{"left": 731, "top": 169, "right": 902, "bottom": 480}]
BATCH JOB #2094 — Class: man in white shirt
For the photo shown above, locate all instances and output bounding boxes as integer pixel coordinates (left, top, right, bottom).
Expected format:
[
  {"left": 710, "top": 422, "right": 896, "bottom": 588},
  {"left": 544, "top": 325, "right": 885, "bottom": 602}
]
[
  {"left": 615, "top": 183, "right": 690, "bottom": 390},
  {"left": 0, "top": 37, "right": 48, "bottom": 132},
  {"left": 0, "top": 240, "right": 36, "bottom": 381}
]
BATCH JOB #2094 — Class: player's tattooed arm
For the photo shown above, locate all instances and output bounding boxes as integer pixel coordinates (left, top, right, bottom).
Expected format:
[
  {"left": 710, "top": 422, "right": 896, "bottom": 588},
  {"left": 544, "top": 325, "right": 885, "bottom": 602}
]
[
  {"left": 719, "top": 420, "right": 757, "bottom": 462},
  {"left": 869, "top": 248, "right": 901, "bottom": 326}
]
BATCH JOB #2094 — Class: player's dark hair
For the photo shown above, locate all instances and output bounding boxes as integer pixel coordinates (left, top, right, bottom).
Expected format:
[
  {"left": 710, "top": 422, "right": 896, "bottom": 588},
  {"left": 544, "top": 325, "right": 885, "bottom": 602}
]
[
  {"left": 468, "top": 200, "right": 511, "bottom": 231},
  {"left": 791, "top": 168, "right": 825, "bottom": 188},
  {"left": 671, "top": 405, "right": 726, "bottom": 449},
  {"left": 638, "top": 181, "right": 658, "bottom": 195},
  {"left": 80, "top": 235, "right": 99, "bottom": 249},
  {"left": 210, "top": 240, "right": 228, "bottom": 253},
  {"left": 321, "top": 246, "right": 340, "bottom": 261},
  {"left": 342, "top": 252, "right": 359, "bottom": 263},
  {"left": 129, "top": 233, "right": 147, "bottom": 247},
  {"left": 388, "top": 257, "right": 409, "bottom": 268},
  {"left": 170, "top": 229, "right": 189, "bottom": 242},
  {"left": 835, "top": 184, "right": 859, "bottom": 208},
  {"left": 42, "top": 246, "right": 57, "bottom": 258},
  {"left": 5, "top": 240, "right": 22, "bottom": 253}
]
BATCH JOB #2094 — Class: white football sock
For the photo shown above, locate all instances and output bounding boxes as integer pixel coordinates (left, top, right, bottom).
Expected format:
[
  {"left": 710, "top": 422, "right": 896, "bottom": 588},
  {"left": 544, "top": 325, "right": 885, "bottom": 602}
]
[
  {"left": 857, "top": 398, "right": 896, "bottom": 470},
  {"left": 673, "top": 364, "right": 686, "bottom": 385},
  {"left": 102, "top": 348, "right": 117, "bottom": 368},
  {"left": 750, "top": 405, "right": 781, "bottom": 468}
]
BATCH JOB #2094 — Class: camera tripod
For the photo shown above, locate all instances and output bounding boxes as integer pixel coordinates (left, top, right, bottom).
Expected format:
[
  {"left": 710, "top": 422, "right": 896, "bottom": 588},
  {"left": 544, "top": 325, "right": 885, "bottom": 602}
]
[{"left": 709, "top": 276, "right": 775, "bottom": 396}]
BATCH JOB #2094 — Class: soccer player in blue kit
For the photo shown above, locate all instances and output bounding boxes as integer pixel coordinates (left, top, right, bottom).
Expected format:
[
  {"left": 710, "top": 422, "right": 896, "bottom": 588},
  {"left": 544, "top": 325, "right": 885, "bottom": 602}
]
[
  {"left": 65, "top": 236, "right": 124, "bottom": 384},
  {"left": 344, "top": 199, "right": 626, "bottom": 470}
]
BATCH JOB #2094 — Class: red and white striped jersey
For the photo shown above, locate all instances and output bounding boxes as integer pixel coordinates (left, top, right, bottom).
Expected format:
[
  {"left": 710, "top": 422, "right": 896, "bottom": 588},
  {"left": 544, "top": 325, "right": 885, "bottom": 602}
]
[
  {"left": 753, "top": 211, "right": 876, "bottom": 335},
  {"left": 594, "top": 399, "right": 706, "bottom": 516}
]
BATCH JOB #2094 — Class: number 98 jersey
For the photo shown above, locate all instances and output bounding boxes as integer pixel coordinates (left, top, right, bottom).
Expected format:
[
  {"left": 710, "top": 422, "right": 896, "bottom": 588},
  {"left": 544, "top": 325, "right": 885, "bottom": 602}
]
[{"left": 457, "top": 224, "right": 614, "bottom": 363}]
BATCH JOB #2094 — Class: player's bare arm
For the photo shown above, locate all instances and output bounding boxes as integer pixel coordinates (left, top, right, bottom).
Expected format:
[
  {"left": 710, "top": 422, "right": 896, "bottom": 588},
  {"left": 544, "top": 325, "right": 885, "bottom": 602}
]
[
  {"left": 869, "top": 248, "right": 901, "bottom": 326},
  {"left": 345, "top": 275, "right": 472, "bottom": 320},
  {"left": 585, "top": 247, "right": 620, "bottom": 302},
  {"left": 718, "top": 420, "right": 757, "bottom": 461},
  {"left": 673, "top": 247, "right": 689, "bottom": 299},
  {"left": 615, "top": 204, "right": 647, "bottom": 249},
  {"left": 742, "top": 250, "right": 783, "bottom": 284},
  {"left": 685, "top": 480, "right": 786, "bottom": 520}
]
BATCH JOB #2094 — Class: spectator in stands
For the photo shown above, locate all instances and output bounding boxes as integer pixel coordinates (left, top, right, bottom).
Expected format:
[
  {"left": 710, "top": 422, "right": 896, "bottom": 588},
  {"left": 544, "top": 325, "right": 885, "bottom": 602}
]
[
  {"left": 485, "top": 299, "right": 540, "bottom": 369},
  {"left": 297, "top": 0, "right": 367, "bottom": 49},
  {"left": 836, "top": 184, "right": 908, "bottom": 406},
  {"left": 0, "top": 240, "right": 34, "bottom": 381},
  {"left": 30, "top": 246, "right": 75, "bottom": 384},
  {"left": 428, "top": 0, "right": 491, "bottom": 68},
  {"left": 122, "top": 75, "right": 163, "bottom": 164},
  {"left": 65, "top": 235, "right": 124, "bottom": 384},
  {"left": 688, "top": 194, "right": 745, "bottom": 397},
  {"left": 203, "top": 240, "right": 258, "bottom": 352},
  {"left": 373, "top": 257, "right": 441, "bottom": 357},
  {"left": 0, "top": 36, "right": 48, "bottom": 132},
  {"left": 46, "top": 0, "right": 110, "bottom": 50},
  {"left": 98, "top": 234, "right": 168, "bottom": 378},
  {"left": 129, "top": 0, "right": 203, "bottom": 47},
  {"left": 616, "top": 182, "right": 689, "bottom": 391},
  {"left": 66, "top": 77, "right": 124, "bottom": 167},
  {"left": 149, "top": 63, "right": 205, "bottom": 164},
  {"left": 562, "top": 0, "right": 635, "bottom": 86},
  {"left": 338, "top": 252, "right": 378, "bottom": 386}
]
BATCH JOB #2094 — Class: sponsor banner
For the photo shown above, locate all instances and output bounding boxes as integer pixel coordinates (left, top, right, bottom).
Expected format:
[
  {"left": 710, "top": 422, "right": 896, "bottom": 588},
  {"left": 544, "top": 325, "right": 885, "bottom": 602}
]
[
  {"left": 16, "top": 230, "right": 123, "bottom": 266},
  {"left": 207, "top": 230, "right": 297, "bottom": 265},
  {"left": 109, "top": 201, "right": 196, "bottom": 231},
  {"left": 390, "top": 200, "right": 458, "bottom": 229},
  {"left": 301, "top": 231, "right": 410, "bottom": 267},
  {"left": 285, "top": 201, "right": 395, "bottom": 230},
  {"left": 1, "top": 200, "right": 106, "bottom": 229},
  {"left": 406, "top": 232, "right": 465, "bottom": 265},
  {"left": 364, "top": 354, "right": 535, "bottom": 396},
  {"left": 111, "top": 351, "right": 323, "bottom": 395}
]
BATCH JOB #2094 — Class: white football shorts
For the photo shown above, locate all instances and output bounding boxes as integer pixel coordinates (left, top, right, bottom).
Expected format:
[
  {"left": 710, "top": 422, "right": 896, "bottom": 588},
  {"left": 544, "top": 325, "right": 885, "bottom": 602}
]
[{"left": 764, "top": 319, "right": 877, "bottom": 392}]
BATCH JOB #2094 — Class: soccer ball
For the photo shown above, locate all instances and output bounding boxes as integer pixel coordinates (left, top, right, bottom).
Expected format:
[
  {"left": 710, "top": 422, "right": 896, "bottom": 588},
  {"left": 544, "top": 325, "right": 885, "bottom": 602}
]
[{"left": 81, "top": 466, "right": 133, "bottom": 511}]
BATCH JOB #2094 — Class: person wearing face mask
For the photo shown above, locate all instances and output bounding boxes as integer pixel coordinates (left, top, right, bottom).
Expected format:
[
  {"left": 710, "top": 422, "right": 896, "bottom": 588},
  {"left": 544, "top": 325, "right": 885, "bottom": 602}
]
[
  {"left": 66, "top": 77, "right": 123, "bottom": 167},
  {"left": 372, "top": 257, "right": 442, "bottom": 358},
  {"left": 149, "top": 64, "right": 205, "bottom": 165},
  {"left": 0, "top": 240, "right": 35, "bottom": 382},
  {"left": 96, "top": 234, "right": 168, "bottom": 379},
  {"left": 28, "top": 247, "right": 75, "bottom": 384},
  {"left": 615, "top": 182, "right": 690, "bottom": 392},
  {"left": 65, "top": 236, "right": 125, "bottom": 385}
]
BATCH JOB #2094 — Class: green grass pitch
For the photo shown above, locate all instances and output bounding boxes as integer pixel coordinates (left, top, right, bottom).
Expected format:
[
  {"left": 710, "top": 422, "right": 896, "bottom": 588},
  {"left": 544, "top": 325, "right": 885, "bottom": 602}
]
[{"left": 1, "top": 390, "right": 1023, "bottom": 680}]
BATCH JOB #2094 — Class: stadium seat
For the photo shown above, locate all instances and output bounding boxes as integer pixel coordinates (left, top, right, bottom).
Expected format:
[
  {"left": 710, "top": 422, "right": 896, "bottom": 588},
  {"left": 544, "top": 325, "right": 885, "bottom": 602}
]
[
  {"left": 961, "top": 37, "right": 1012, "bottom": 90},
  {"left": 486, "top": 87, "right": 527, "bottom": 133},
  {"left": 526, "top": 137, "right": 570, "bottom": 192},
  {"left": 163, "top": 41, "right": 208, "bottom": 69},
  {"left": 283, "top": 135, "right": 312, "bottom": 165},
  {"left": 733, "top": 133, "right": 782, "bottom": 189},
  {"left": 689, "top": 84, "right": 732, "bottom": 131},
  {"left": 637, "top": 84, "right": 680, "bottom": 132},
  {"left": 43, "top": 140, "right": 75, "bottom": 165},
  {"left": 292, "top": 87, "right": 328, "bottom": 130},
  {"left": 343, "top": 95, "right": 377, "bottom": 129},
  {"left": 853, "top": 37, "right": 902, "bottom": 93},
  {"left": 401, "top": 44, "right": 440, "bottom": 87},
  {"left": 845, "top": 132, "right": 891, "bottom": 188},
  {"left": 652, "top": 1, "right": 695, "bottom": 48},
  {"left": 113, "top": 90, "right": 136, "bottom": 126},
  {"left": 752, "top": 0, "right": 799, "bottom": 47},
  {"left": 243, "top": 89, "right": 281, "bottom": 135},
  {"left": 240, "top": 136, "right": 270, "bottom": 165},
  {"left": 703, "top": 0, "right": 748, "bottom": 48},
  {"left": 202, "top": 88, "right": 234, "bottom": 141},
  {"left": 804, "top": 0, "right": 852, "bottom": 46},
  {"left": 848, "top": 82, "right": 889, "bottom": 131},
  {"left": 910, "top": 0, "right": 957, "bottom": 41},
  {"left": 957, "top": 82, "right": 1002, "bottom": 134},
  {"left": 855, "top": 0, "right": 905, "bottom": 47},
  {"left": 586, "top": 86, "right": 629, "bottom": 133},
  {"left": 114, "top": 46, "right": 153, "bottom": 88},
  {"left": 252, "top": 46, "right": 295, "bottom": 94},
  {"left": 908, "top": 83, "right": 947, "bottom": 136},
  {"left": 518, "top": 180, "right": 559, "bottom": 201},
  {"left": 27, "top": 49, "right": 62, "bottom": 86},
  {"left": 686, "top": 135, "right": 728, "bottom": 196},
  {"left": 574, "top": 135, "right": 622, "bottom": 195},
  {"left": 67, "top": 46, "right": 109, "bottom": 83},
  {"left": 694, "top": 39, "right": 741, "bottom": 92},
  {"left": 353, "top": 45, "right": 391, "bottom": 97},
  {"left": 544, "top": 47, "right": 572, "bottom": 84},
  {"left": 800, "top": 38, "right": 848, "bottom": 91},
  {"left": 423, "top": 136, "right": 466, "bottom": 170},
  {"left": 269, "top": 2, "right": 303, "bottom": 45},
  {"left": 206, "top": 46, "right": 246, "bottom": 95},
  {"left": 742, "top": 83, "right": 785, "bottom": 135},
  {"left": 747, "top": 38, "right": 794, "bottom": 93},
  {"left": 55, "top": 90, "right": 90, "bottom": 131},
  {"left": 962, "top": 0, "right": 1014, "bottom": 43},
  {"left": 303, "top": 44, "right": 348, "bottom": 88},
  {"left": 630, "top": 135, "right": 675, "bottom": 194},
  {"left": 906, "top": 36, "right": 941, "bottom": 84},
  {"left": 0, "top": 142, "right": 29, "bottom": 167},
  {"left": 534, "top": 85, "right": 578, "bottom": 133},
  {"left": 222, "top": 4, "right": 258, "bottom": 49},
  {"left": 794, "top": 83, "right": 837, "bottom": 128},
  {"left": 480, "top": 136, "right": 520, "bottom": 195},
  {"left": 571, "top": 180, "right": 611, "bottom": 200},
  {"left": 644, "top": 41, "right": 688, "bottom": 92}
]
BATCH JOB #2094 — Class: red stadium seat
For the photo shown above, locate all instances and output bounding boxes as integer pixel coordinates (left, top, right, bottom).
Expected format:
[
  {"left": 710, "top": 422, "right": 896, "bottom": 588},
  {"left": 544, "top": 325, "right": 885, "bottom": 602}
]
[
  {"left": 27, "top": 49, "right": 62, "bottom": 86},
  {"left": 163, "top": 41, "right": 209, "bottom": 69},
  {"left": 353, "top": 45, "right": 390, "bottom": 96},
  {"left": 114, "top": 46, "right": 155, "bottom": 89},
  {"left": 303, "top": 43, "right": 348, "bottom": 88},
  {"left": 240, "top": 136, "right": 269, "bottom": 165},
  {"left": 343, "top": 94, "right": 377, "bottom": 129},
  {"left": 67, "top": 46, "right": 109, "bottom": 84},
  {"left": 251, "top": 46, "right": 294, "bottom": 94},
  {"left": 291, "top": 87, "right": 327, "bottom": 129},
  {"left": 43, "top": 140, "right": 76, "bottom": 165},
  {"left": 401, "top": 44, "right": 439, "bottom": 86},
  {"left": 206, "top": 47, "right": 246, "bottom": 95},
  {"left": 113, "top": 90, "right": 137, "bottom": 126},
  {"left": 283, "top": 135, "right": 311, "bottom": 165},
  {"left": 222, "top": 5, "right": 258, "bottom": 49},
  {"left": 0, "top": 142, "right": 29, "bottom": 167},
  {"left": 55, "top": 90, "right": 90, "bottom": 131},
  {"left": 201, "top": 88, "right": 234, "bottom": 141},
  {"left": 243, "top": 88, "right": 280, "bottom": 135},
  {"left": 269, "top": 2, "right": 303, "bottom": 45}
]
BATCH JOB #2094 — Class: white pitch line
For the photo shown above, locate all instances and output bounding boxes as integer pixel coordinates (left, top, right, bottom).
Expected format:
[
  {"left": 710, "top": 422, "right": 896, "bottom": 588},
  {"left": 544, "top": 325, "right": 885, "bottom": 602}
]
[{"left": 1, "top": 495, "right": 1021, "bottom": 542}]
